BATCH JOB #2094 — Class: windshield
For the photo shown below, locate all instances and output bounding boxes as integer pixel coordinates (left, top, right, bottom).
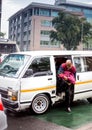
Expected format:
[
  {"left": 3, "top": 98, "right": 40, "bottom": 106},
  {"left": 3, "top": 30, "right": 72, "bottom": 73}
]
[{"left": 0, "top": 54, "right": 30, "bottom": 78}]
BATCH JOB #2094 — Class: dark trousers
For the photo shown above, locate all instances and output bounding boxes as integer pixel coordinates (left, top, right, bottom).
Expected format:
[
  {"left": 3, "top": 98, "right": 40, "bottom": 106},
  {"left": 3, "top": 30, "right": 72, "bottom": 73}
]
[
  {"left": 57, "top": 77, "right": 74, "bottom": 108},
  {"left": 65, "top": 83, "right": 74, "bottom": 108}
]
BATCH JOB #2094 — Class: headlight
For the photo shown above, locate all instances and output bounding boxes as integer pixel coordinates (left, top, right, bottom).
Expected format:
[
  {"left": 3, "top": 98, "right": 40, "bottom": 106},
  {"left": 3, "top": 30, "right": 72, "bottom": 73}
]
[
  {"left": 8, "top": 91, "right": 12, "bottom": 96},
  {"left": 8, "top": 88, "right": 18, "bottom": 101}
]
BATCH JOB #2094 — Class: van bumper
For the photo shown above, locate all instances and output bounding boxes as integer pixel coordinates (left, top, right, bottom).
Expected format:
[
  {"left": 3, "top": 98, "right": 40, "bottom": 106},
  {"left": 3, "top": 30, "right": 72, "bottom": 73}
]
[{"left": 2, "top": 98, "right": 19, "bottom": 111}]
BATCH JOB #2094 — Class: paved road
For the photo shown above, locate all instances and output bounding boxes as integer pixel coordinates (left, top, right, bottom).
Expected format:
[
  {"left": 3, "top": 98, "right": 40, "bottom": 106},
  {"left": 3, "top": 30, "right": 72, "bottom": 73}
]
[
  {"left": 5, "top": 100, "right": 92, "bottom": 130},
  {"left": 6, "top": 111, "right": 92, "bottom": 130},
  {"left": 6, "top": 111, "right": 71, "bottom": 130}
]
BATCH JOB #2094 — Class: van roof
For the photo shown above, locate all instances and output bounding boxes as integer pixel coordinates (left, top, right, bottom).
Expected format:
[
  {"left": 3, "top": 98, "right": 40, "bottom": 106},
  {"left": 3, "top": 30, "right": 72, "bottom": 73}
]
[
  {"left": 12, "top": 50, "right": 92, "bottom": 56},
  {"left": 0, "top": 41, "right": 16, "bottom": 44}
]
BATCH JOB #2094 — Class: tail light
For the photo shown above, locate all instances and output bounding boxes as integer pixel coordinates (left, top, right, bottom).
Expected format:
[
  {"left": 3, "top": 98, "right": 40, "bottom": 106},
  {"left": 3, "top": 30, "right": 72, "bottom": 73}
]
[
  {"left": 0, "top": 95, "right": 4, "bottom": 111},
  {"left": 0, "top": 96, "right": 7, "bottom": 130}
]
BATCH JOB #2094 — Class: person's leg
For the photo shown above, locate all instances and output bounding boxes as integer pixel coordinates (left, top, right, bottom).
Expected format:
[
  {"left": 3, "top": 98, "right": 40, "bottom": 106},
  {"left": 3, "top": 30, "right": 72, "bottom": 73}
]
[
  {"left": 70, "top": 84, "right": 74, "bottom": 105},
  {"left": 65, "top": 84, "right": 71, "bottom": 112}
]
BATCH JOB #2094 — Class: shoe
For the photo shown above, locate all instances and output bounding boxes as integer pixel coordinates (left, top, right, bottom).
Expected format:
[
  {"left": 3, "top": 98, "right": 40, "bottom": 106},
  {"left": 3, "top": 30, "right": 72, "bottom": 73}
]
[{"left": 67, "top": 107, "right": 71, "bottom": 112}]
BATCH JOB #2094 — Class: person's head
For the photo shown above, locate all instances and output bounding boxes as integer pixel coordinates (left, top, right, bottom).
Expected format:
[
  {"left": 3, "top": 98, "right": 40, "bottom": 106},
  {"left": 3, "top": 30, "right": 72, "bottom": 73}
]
[{"left": 65, "top": 59, "right": 72, "bottom": 69}]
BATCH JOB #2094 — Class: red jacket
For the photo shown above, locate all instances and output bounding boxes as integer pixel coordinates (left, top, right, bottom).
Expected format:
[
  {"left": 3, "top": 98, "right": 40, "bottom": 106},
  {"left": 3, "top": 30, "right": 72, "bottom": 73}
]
[{"left": 58, "top": 63, "right": 76, "bottom": 84}]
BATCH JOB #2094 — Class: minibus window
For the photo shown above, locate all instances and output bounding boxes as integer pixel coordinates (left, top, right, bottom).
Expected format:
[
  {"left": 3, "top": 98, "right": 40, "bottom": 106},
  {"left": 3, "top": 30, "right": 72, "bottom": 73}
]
[
  {"left": 0, "top": 54, "right": 30, "bottom": 77},
  {"left": 83, "top": 57, "right": 92, "bottom": 72},
  {"left": 27, "top": 57, "right": 51, "bottom": 76},
  {"left": 73, "top": 57, "right": 82, "bottom": 72}
]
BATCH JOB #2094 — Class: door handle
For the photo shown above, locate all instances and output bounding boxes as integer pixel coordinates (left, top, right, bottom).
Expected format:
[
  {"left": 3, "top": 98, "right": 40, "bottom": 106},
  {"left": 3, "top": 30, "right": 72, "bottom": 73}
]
[
  {"left": 77, "top": 75, "right": 79, "bottom": 80},
  {"left": 48, "top": 78, "right": 52, "bottom": 80}
]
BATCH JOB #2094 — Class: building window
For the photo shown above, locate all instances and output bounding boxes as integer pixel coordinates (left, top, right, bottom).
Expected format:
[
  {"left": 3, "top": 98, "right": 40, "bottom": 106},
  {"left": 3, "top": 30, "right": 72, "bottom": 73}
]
[
  {"left": 18, "top": 24, "right": 20, "bottom": 28},
  {"left": 24, "top": 22, "right": 27, "bottom": 27},
  {"left": 24, "top": 12, "right": 27, "bottom": 18},
  {"left": 10, "top": 27, "right": 12, "bottom": 32},
  {"left": 34, "top": 8, "right": 39, "bottom": 15},
  {"left": 83, "top": 9, "right": 92, "bottom": 14},
  {"left": 39, "top": 9, "right": 50, "bottom": 16},
  {"left": 40, "top": 30, "right": 50, "bottom": 36},
  {"left": 50, "top": 41, "right": 60, "bottom": 47},
  {"left": 23, "top": 32, "right": 27, "bottom": 36},
  {"left": 17, "top": 33, "right": 20, "bottom": 37},
  {"left": 13, "top": 18, "right": 16, "bottom": 23},
  {"left": 40, "top": 40, "right": 60, "bottom": 47},
  {"left": 27, "top": 41, "right": 30, "bottom": 51},
  {"left": 40, "top": 40, "right": 49, "bottom": 46},
  {"left": 67, "top": 7, "right": 81, "bottom": 12},
  {"left": 41, "top": 20, "right": 52, "bottom": 27},
  {"left": 29, "top": 9, "right": 32, "bottom": 16},
  {"left": 51, "top": 10, "right": 59, "bottom": 17},
  {"left": 28, "top": 20, "right": 31, "bottom": 25},
  {"left": 10, "top": 20, "right": 12, "bottom": 24},
  {"left": 14, "top": 26, "right": 16, "bottom": 30},
  {"left": 17, "top": 16, "right": 21, "bottom": 21},
  {"left": 28, "top": 30, "right": 31, "bottom": 35}
]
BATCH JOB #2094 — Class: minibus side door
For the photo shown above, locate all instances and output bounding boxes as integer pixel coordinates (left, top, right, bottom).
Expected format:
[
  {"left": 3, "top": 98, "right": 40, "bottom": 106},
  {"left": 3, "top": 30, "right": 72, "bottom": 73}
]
[{"left": 20, "top": 56, "right": 56, "bottom": 104}]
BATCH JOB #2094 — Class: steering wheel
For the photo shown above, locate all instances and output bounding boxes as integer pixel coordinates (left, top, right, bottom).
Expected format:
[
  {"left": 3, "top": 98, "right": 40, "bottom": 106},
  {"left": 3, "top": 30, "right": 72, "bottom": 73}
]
[{"left": 3, "top": 65, "right": 12, "bottom": 70}]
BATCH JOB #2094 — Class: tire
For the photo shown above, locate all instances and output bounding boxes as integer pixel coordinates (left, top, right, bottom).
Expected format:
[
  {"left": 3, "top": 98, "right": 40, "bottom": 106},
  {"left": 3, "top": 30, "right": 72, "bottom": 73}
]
[
  {"left": 31, "top": 94, "right": 50, "bottom": 114},
  {"left": 87, "top": 98, "right": 92, "bottom": 103}
]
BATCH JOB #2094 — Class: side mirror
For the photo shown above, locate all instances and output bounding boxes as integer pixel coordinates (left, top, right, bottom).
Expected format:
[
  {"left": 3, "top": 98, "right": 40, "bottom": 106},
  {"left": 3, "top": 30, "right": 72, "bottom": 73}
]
[{"left": 23, "top": 69, "right": 33, "bottom": 78}]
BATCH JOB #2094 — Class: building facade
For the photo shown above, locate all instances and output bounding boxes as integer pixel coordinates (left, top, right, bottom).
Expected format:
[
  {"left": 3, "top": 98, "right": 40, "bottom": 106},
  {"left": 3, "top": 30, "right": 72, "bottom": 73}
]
[
  {"left": 8, "top": 3, "right": 65, "bottom": 51},
  {"left": 8, "top": 1, "right": 92, "bottom": 51}
]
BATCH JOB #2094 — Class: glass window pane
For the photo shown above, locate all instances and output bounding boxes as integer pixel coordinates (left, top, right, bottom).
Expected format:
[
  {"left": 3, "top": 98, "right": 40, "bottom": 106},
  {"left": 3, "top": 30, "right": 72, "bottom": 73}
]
[
  {"left": 29, "top": 57, "right": 50, "bottom": 75},
  {"left": 39, "top": 9, "right": 50, "bottom": 16},
  {"left": 74, "top": 57, "right": 82, "bottom": 72},
  {"left": 83, "top": 57, "right": 92, "bottom": 72}
]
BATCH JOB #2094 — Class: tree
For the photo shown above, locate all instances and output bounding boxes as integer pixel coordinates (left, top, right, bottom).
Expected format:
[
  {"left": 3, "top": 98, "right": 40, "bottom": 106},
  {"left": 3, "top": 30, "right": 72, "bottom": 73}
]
[
  {"left": 81, "top": 20, "right": 92, "bottom": 49},
  {"left": 50, "top": 11, "right": 92, "bottom": 50}
]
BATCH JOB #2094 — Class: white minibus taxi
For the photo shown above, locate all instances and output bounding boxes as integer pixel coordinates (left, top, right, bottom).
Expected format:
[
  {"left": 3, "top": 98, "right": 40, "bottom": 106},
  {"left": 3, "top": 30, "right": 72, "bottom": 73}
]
[{"left": 0, "top": 50, "right": 92, "bottom": 114}]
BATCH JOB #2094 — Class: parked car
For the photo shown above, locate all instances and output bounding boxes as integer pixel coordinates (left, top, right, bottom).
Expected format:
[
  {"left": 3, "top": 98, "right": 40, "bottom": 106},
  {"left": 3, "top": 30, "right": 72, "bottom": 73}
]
[{"left": 0, "top": 94, "right": 7, "bottom": 130}]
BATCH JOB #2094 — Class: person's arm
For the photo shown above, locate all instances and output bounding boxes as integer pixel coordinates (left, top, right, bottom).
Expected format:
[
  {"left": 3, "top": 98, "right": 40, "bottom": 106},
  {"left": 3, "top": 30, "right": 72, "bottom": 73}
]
[{"left": 58, "top": 65, "right": 64, "bottom": 74}]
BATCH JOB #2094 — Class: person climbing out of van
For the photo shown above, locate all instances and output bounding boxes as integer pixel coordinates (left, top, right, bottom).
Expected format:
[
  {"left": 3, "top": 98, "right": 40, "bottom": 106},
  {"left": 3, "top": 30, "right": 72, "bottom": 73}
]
[{"left": 57, "top": 59, "right": 76, "bottom": 112}]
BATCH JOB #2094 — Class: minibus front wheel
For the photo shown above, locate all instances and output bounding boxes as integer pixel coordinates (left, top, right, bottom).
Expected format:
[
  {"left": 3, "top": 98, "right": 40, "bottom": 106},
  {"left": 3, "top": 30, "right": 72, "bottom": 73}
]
[
  {"left": 31, "top": 94, "right": 50, "bottom": 114},
  {"left": 87, "top": 98, "right": 92, "bottom": 103}
]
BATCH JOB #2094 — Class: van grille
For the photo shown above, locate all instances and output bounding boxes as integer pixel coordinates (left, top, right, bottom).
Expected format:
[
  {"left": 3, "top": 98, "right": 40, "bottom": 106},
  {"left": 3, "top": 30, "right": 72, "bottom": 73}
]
[{"left": 0, "top": 88, "right": 8, "bottom": 98}]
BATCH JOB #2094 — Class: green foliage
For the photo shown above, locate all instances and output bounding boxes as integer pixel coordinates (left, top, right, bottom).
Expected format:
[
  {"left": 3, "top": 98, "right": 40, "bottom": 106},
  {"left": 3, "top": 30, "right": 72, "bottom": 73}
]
[{"left": 50, "top": 11, "right": 92, "bottom": 50}]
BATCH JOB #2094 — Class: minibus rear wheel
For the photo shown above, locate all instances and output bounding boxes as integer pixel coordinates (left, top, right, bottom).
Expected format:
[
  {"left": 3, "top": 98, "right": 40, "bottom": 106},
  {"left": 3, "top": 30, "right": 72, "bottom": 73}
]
[
  {"left": 31, "top": 94, "right": 50, "bottom": 114},
  {"left": 87, "top": 98, "right": 92, "bottom": 103}
]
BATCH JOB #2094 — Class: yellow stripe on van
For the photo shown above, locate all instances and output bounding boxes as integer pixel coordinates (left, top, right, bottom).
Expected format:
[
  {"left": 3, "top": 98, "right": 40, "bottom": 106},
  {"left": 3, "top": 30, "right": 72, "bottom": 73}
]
[
  {"left": 21, "top": 80, "right": 92, "bottom": 93},
  {"left": 21, "top": 86, "right": 56, "bottom": 93},
  {"left": 76, "top": 80, "right": 92, "bottom": 85}
]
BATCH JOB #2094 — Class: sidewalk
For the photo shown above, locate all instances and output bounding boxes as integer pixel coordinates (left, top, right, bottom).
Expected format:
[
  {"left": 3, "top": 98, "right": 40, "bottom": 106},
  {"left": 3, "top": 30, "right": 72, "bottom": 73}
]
[{"left": 76, "top": 123, "right": 92, "bottom": 130}]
